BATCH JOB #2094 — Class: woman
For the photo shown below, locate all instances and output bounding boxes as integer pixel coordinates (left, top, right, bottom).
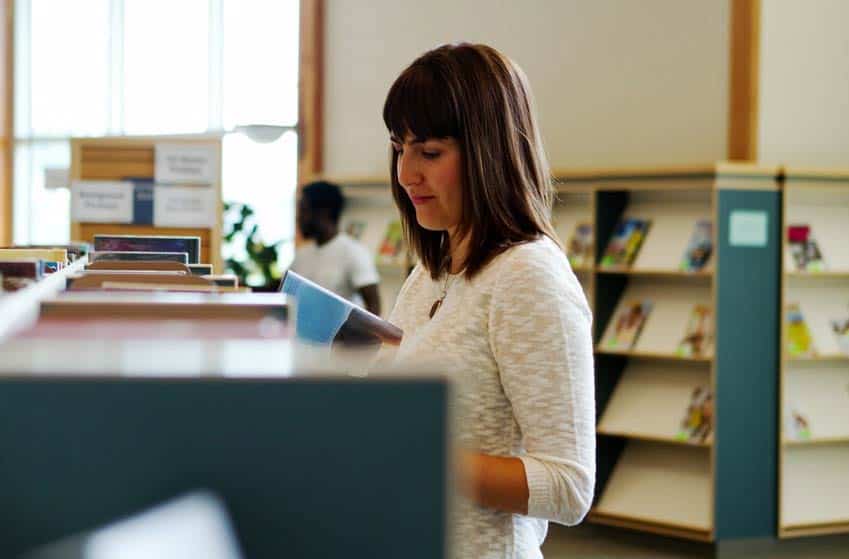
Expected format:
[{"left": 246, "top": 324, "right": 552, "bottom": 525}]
[{"left": 382, "top": 43, "right": 595, "bottom": 558}]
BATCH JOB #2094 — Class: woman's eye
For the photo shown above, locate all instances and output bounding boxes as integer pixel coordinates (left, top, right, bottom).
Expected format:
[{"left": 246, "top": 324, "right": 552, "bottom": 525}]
[{"left": 422, "top": 151, "right": 440, "bottom": 160}]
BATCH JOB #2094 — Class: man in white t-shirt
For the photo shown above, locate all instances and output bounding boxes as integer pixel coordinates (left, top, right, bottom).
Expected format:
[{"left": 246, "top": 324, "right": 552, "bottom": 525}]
[{"left": 290, "top": 181, "right": 382, "bottom": 315}]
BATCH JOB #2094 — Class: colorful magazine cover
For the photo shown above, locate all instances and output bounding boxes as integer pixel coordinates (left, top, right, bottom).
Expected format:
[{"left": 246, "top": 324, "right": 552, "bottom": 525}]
[
  {"left": 785, "top": 406, "right": 812, "bottom": 441},
  {"left": 676, "top": 386, "right": 713, "bottom": 443},
  {"left": 345, "top": 220, "right": 367, "bottom": 241},
  {"left": 787, "top": 224, "right": 825, "bottom": 272},
  {"left": 677, "top": 304, "right": 713, "bottom": 357},
  {"left": 93, "top": 235, "right": 201, "bottom": 265},
  {"left": 600, "top": 218, "right": 651, "bottom": 268},
  {"left": 566, "top": 222, "right": 594, "bottom": 269},
  {"left": 377, "top": 221, "right": 404, "bottom": 265},
  {"left": 786, "top": 303, "right": 816, "bottom": 357},
  {"left": 604, "top": 300, "right": 653, "bottom": 350},
  {"left": 830, "top": 311, "right": 849, "bottom": 355},
  {"left": 680, "top": 219, "right": 713, "bottom": 272}
]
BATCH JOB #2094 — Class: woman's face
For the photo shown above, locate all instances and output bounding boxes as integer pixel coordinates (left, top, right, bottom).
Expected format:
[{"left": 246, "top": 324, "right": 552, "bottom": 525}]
[{"left": 391, "top": 134, "right": 463, "bottom": 234}]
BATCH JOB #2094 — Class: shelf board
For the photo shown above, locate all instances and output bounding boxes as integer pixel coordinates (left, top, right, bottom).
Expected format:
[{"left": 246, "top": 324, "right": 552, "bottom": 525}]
[
  {"left": 588, "top": 511, "right": 713, "bottom": 543},
  {"left": 597, "top": 429, "right": 712, "bottom": 448},
  {"left": 785, "top": 354, "right": 849, "bottom": 363},
  {"left": 785, "top": 271, "right": 849, "bottom": 279},
  {"left": 783, "top": 437, "right": 849, "bottom": 447},
  {"left": 595, "top": 348, "right": 714, "bottom": 363},
  {"left": 780, "top": 520, "right": 849, "bottom": 539},
  {"left": 596, "top": 267, "right": 712, "bottom": 279}
]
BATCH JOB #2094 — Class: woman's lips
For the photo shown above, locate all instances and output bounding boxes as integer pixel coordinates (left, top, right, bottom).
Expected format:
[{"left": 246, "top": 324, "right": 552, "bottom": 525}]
[{"left": 410, "top": 194, "right": 435, "bottom": 206}]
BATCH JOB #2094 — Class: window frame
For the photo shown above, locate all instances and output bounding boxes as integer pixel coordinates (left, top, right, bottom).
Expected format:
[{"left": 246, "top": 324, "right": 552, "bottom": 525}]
[{"left": 0, "top": 0, "right": 323, "bottom": 245}]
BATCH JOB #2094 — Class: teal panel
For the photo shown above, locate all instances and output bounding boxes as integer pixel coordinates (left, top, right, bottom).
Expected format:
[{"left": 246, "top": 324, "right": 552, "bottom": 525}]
[
  {"left": 716, "top": 189, "right": 780, "bottom": 540},
  {"left": 0, "top": 379, "right": 448, "bottom": 558}
]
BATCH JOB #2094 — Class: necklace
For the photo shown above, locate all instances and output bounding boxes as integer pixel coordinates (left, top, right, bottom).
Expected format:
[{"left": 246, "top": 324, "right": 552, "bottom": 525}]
[{"left": 429, "top": 272, "right": 458, "bottom": 319}]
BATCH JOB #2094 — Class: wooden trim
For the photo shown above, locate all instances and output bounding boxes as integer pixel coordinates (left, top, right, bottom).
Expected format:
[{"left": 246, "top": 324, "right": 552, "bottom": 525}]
[
  {"left": 595, "top": 267, "right": 713, "bottom": 279},
  {"left": 780, "top": 521, "right": 849, "bottom": 539},
  {"left": 298, "top": 0, "right": 323, "bottom": 187},
  {"left": 588, "top": 511, "right": 714, "bottom": 542},
  {"left": 596, "top": 429, "right": 712, "bottom": 448},
  {"left": 1, "top": 0, "right": 13, "bottom": 245},
  {"left": 727, "top": 0, "right": 760, "bottom": 161},
  {"left": 594, "top": 348, "right": 714, "bottom": 364},
  {"left": 552, "top": 165, "right": 715, "bottom": 182}
]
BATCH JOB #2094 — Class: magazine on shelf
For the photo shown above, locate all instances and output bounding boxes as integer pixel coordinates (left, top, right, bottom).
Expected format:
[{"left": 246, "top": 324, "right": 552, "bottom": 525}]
[
  {"left": 599, "top": 217, "right": 651, "bottom": 268},
  {"left": 344, "top": 220, "right": 367, "bottom": 241},
  {"left": 680, "top": 219, "right": 713, "bottom": 272},
  {"left": 603, "top": 300, "right": 653, "bottom": 351},
  {"left": 281, "top": 270, "right": 402, "bottom": 347},
  {"left": 566, "top": 222, "right": 594, "bottom": 269},
  {"left": 785, "top": 406, "right": 812, "bottom": 441},
  {"left": 377, "top": 221, "right": 404, "bottom": 266},
  {"left": 787, "top": 224, "right": 826, "bottom": 272},
  {"left": 677, "top": 304, "right": 713, "bottom": 357},
  {"left": 676, "top": 386, "right": 713, "bottom": 443},
  {"left": 93, "top": 235, "right": 201, "bottom": 264},
  {"left": 830, "top": 309, "right": 849, "bottom": 355},
  {"left": 786, "top": 303, "right": 816, "bottom": 357}
]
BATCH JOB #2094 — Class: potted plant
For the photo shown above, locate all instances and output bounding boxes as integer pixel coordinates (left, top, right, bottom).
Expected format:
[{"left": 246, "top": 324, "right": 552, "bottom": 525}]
[{"left": 222, "top": 201, "right": 283, "bottom": 291}]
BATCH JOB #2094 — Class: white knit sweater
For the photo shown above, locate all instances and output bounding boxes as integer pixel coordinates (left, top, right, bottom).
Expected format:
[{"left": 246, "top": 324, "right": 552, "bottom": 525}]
[{"left": 386, "top": 236, "right": 596, "bottom": 558}]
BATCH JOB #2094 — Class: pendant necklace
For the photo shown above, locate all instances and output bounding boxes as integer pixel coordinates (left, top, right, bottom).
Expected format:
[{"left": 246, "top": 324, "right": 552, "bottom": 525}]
[{"left": 429, "top": 271, "right": 458, "bottom": 319}]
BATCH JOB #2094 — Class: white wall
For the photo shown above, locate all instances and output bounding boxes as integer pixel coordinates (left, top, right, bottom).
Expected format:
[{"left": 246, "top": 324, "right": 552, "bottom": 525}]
[
  {"left": 758, "top": 0, "right": 849, "bottom": 167},
  {"left": 324, "top": 0, "right": 729, "bottom": 178}
]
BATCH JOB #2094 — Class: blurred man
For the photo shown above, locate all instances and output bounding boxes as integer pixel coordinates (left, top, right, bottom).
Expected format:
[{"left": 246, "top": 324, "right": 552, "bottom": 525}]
[{"left": 291, "top": 181, "right": 382, "bottom": 315}]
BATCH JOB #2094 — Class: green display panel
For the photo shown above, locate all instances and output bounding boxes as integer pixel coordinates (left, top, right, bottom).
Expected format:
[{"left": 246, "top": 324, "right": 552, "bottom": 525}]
[{"left": 716, "top": 189, "right": 780, "bottom": 539}]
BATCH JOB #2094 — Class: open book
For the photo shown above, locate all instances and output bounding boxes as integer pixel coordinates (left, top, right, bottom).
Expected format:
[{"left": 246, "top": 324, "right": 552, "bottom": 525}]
[{"left": 281, "top": 270, "right": 402, "bottom": 347}]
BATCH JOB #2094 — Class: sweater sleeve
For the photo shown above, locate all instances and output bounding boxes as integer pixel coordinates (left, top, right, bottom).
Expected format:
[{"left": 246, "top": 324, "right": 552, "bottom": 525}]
[{"left": 487, "top": 249, "right": 596, "bottom": 525}]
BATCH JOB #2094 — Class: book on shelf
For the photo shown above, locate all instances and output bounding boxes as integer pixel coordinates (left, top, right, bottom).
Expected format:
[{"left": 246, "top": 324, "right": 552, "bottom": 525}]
[
  {"left": 0, "top": 259, "right": 41, "bottom": 292},
  {"left": 566, "top": 221, "right": 594, "bottom": 269},
  {"left": 680, "top": 219, "right": 713, "bottom": 272},
  {"left": 93, "top": 235, "right": 201, "bottom": 264},
  {"left": 830, "top": 309, "right": 849, "bottom": 355},
  {"left": 676, "top": 386, "right": 713, "bottom": 443},
  {"left": 677, "top": 304, "right": 713, "bottom": 358},
  {"left": 281, "top": 270, "right": 402, "bottom": 347},
  {"left": 2, "top": 242, "right": 90, "bottom": 261},
  {"left": 0, "top": 248, "right": 67, "bottom": 275},
  {"left": 599, "top": 217, "right": 651, "bottom": 268},
  {"left": 787, "top": 224, "right": 826, "bottom": 272},
  {"left": 603, "top": 300, "right": 653, "bottom": 351},
  {"left": 344, "top": 220, "right": 367, "bottom": 241},
  {"left": 784, "top": 406, "right": 812, "bottom": 441},
  {"left": 786, "top": 303, "right": 816, "bottom": 357},
  {"left": 377, "top": 221, "right": 404, "bottom": 266},
  {"left": 90, "top": 251, "right": 190, "bottom": 264}
]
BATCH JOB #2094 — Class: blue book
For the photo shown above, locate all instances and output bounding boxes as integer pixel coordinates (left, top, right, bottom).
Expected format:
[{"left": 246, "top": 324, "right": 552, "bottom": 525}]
[{"left": 281, "top": 270, "right": 402, "bottom": 347}]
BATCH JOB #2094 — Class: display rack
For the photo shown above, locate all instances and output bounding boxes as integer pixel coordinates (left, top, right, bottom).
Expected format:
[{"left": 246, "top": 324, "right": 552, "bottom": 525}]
[
  {"left": 779, "top": 167, "right": 849, "bottom": 538},
  {"left": 69, "top": 136, "right": 223, "bottom": 273},
  {"left": 553, "top": 164, "right": 781, "bottom": 545}
]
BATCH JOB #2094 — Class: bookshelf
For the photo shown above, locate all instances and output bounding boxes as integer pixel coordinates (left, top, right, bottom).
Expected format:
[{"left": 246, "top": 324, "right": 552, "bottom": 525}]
[
  {"left": 780, "top": 167, "right": 849, "bottom": 538},
  {"left": 553, "top": 181, "right": 595, "bottom": 306},
  {"left": 69, "top": 136, "right": 223, "bottom": 273},
  {"left": 554, "top": 164, "right": 781, "bottom": 545},
  {"left": 331, "top": 177, "right": 411, "bottom": 317}
]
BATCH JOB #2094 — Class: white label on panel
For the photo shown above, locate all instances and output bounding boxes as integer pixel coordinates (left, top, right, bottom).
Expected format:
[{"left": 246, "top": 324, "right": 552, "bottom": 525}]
[
  {"left": 155, "top": 143, "right": 218, "bottom": 184},
  {"left": 71, "top": 181, "right": 134, "bottom": 223},
  {"left": 153, "top": 185, "right": 217, "bottom": 227},
  {"left": 729, "top": 210, "right": 768, "bottom": 247}
]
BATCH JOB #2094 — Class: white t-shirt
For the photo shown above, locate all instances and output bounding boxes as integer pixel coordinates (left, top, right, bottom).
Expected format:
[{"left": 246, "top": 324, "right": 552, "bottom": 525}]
[{"left": 290, "top": 233, "right": 380, "bottom": 306}]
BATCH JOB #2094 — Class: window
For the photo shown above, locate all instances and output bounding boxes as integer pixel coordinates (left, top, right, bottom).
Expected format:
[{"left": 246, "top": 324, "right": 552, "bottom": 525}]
[{"left": 13, "top": 0, "right": 300, "bottom": 265}]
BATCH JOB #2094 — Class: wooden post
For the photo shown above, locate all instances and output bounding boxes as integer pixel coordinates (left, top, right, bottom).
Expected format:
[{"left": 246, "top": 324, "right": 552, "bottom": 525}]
[{"left": 727, "top": 0, "right": 761, "bottom": 161}]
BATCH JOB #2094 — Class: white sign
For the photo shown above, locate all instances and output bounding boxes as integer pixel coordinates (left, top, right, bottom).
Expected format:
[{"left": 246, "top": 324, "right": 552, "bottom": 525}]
[
  {"left": 729, "top": 210, "right": 768, "bottom": 247},
  {"left": 155, "top": 143, "right": 218, "bottom": 185},
  {"left": 153, "top": 185, "right": 217, "bottom": 227},
  {"left": 44, "top": 167, "right": 70, "bottom": 189},
  {"left": 71, "top": 181, "right": 134, "bottom": 223}
]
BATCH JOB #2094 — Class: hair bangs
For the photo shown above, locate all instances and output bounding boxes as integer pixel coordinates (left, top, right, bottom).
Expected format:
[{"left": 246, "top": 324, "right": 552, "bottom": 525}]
[{"left": 383, "top": 61, "right": 459, "bottom": 142}]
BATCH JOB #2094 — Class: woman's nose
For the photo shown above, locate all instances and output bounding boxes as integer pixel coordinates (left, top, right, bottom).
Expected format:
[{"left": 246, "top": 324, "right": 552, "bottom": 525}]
[{"left": 397, "top": 152, "right": 421, "bottom": 187}]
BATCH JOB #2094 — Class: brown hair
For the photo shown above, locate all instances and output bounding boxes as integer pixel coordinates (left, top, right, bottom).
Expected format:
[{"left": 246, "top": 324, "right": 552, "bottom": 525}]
[{"left": 383, "top": 43, "right": 559, "bottom": 280}]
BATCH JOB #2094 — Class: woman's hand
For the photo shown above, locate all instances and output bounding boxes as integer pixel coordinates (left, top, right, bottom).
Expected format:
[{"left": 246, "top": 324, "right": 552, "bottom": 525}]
[{"left": 456, "top": 449, "right": 530, "bottom": 515}]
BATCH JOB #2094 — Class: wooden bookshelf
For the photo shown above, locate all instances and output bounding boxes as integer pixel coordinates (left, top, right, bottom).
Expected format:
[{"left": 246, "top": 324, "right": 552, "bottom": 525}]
[
  {"left": 69, "top": 136, "right": 223, "bottom": 273},
  {"left": 779, "top": 167, "right": 849, "bottom": 539}
]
